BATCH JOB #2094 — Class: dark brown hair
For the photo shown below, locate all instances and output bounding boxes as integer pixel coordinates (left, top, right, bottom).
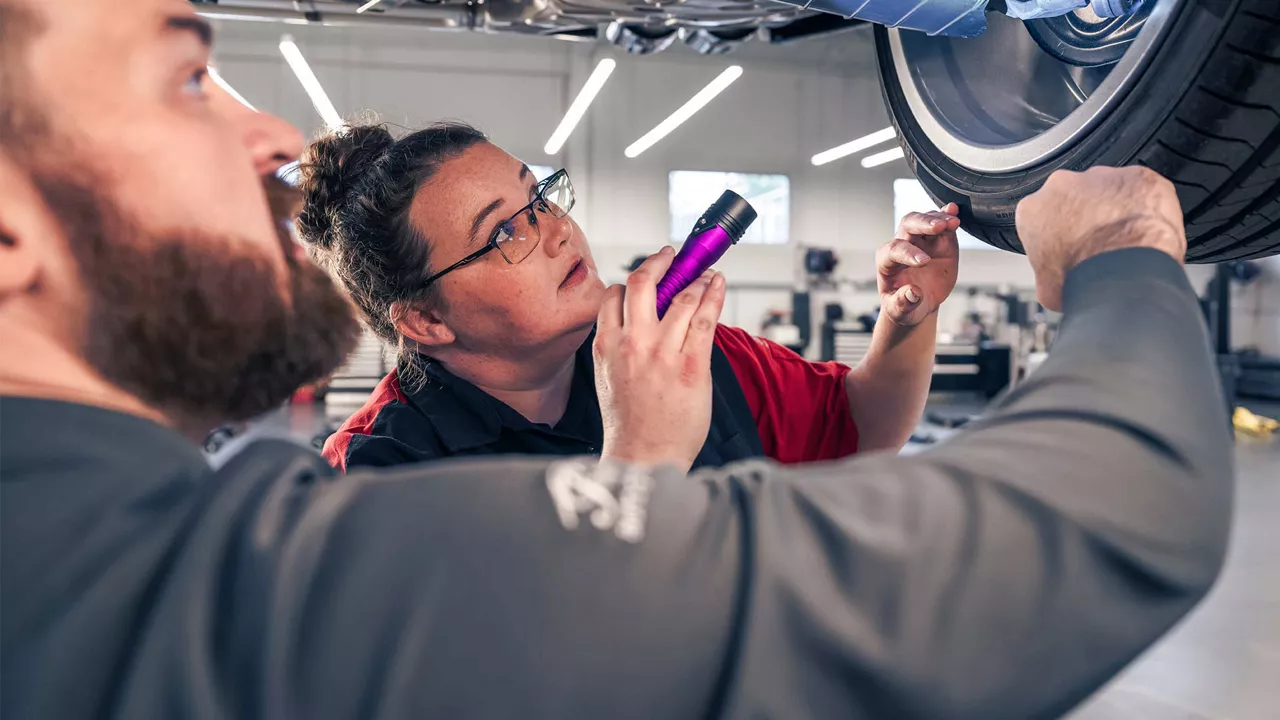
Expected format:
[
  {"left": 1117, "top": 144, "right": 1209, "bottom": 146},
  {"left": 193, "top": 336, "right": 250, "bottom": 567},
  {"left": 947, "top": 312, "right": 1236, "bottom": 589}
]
[{"left": 296, "top": 121, "right": 488, "bottom": 369}]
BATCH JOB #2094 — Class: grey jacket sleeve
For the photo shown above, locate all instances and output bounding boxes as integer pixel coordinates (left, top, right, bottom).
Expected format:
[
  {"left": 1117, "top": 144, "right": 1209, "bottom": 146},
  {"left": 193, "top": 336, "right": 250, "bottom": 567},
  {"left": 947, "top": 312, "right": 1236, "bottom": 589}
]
[
  {"left": 718, "top": 247, "right": 1234, "bottom": 718},
  {"left": 267, "top": 248, "right": 1232, "bottom": 720}
]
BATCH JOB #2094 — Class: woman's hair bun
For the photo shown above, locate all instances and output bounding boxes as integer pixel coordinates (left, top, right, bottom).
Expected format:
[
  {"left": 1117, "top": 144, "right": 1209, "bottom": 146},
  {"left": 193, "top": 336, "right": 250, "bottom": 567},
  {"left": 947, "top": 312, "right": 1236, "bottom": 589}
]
[{"left": 295, "top": 123, "right": 396, "bottom": 251}]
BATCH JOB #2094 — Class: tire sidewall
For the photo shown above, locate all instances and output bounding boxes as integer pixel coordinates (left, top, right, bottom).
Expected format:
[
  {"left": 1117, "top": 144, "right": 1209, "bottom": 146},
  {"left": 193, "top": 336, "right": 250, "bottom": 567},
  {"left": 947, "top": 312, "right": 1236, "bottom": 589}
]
[{"left": 875, "top": 0, "right": 1238, "bottom": 250}]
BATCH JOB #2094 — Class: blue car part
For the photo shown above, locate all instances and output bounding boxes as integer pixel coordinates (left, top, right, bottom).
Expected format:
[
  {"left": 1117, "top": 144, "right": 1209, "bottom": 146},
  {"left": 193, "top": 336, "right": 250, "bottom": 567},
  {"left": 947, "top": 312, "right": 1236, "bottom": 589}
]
[{"left": 769, "top": 0, "right": 1147, "bottom": 38}]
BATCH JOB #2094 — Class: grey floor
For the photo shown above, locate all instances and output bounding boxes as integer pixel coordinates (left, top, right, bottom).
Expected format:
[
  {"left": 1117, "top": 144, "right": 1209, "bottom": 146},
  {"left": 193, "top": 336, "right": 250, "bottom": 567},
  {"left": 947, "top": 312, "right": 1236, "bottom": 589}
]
[{"left": 234, "top": 397, "right": 1280, "bottom": 720}]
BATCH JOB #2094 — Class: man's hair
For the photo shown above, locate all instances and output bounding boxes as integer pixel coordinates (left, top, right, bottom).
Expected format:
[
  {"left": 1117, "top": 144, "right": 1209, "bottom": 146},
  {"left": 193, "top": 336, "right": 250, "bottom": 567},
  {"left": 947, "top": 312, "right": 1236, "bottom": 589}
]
[{"left": 0, "top": 0, "right": 47, "bottom": 153}]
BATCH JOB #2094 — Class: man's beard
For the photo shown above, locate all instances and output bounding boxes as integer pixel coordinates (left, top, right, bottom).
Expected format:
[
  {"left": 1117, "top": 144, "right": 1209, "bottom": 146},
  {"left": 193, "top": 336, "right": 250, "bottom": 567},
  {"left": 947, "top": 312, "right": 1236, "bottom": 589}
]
[{"left": 34, "top": 170, "right": 360, "bottom": 426}]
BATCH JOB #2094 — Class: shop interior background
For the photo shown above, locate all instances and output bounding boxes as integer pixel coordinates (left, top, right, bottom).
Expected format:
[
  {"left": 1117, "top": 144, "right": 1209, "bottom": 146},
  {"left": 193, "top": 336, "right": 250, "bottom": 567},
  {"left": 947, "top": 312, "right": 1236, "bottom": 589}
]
[{"left": 212, "top": 20, "right": 1280, "bottom": 357}]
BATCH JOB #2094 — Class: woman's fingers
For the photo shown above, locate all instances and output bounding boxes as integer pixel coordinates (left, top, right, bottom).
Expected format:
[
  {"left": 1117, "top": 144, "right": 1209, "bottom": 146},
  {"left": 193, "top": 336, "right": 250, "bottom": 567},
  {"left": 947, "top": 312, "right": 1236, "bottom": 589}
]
[
  {"left": 878, "top": 238, "right": 931, "bottom": 274},
  {"left": 595, "top": 284, "right": 626, "bottom": 342},
  {"left": 623, "top": 246, "right": 676, "bottom": 330},
  {"left": 897, "top": 210, "right": 961, "bottom": 239},
  {"left": 883, "top": 284, "right": 925, "bottom": 324},
  {"left": 681, "top": 272, "right": 726, "bottom": 362},
  {"left": 658, "top": 270, "right": 714, "bottom": 356}
]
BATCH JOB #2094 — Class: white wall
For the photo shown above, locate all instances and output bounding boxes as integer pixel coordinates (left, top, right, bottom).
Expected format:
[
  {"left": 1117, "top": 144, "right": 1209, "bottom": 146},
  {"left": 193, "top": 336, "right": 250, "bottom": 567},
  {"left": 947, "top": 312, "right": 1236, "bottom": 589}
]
[{"left": 211, "top": 21, "right": 1278, "bottom": 354}]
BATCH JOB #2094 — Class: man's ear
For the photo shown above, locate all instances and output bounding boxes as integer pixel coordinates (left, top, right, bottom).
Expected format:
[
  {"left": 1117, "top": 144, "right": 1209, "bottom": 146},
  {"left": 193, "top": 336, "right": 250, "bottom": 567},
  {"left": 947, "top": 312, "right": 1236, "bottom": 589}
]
[
  {"left": 391, "top": 299, "right": 456, "bottom": 351},
  {"left": 0, "top": 154, "right": 49, "bottom": 298}
]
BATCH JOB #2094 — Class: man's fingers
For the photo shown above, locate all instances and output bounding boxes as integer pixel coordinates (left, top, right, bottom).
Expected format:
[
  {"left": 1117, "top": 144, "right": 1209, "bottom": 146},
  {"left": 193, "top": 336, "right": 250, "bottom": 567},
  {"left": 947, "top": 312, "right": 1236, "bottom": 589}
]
[
  {"left": 878, "top": 239, "right": 931, "bottom": 273},
  {"left": 623, "top": 246, "right": 677, "bottom": 329},
  {"left": 681, "top": 272, "right": 726, "bottom": 361},
  {"left": 596, "top": 284, "right": 625, "bottom": 341},
  {"left": 897, "top": 210, "right": 961, "bottom": 238},
  {"left": 658, "top": 270, "right": 714, "bottom": 356}
]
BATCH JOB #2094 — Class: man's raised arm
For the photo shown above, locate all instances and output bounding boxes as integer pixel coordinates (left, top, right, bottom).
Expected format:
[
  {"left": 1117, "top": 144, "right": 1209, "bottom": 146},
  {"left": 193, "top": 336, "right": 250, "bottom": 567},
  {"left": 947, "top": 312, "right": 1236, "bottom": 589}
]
[
  {"left": 718, "top": 247, "right": 1231, "bottom": 718},
  {"left": 239, "top": 168, "right": 1231, "bottom": 720}
]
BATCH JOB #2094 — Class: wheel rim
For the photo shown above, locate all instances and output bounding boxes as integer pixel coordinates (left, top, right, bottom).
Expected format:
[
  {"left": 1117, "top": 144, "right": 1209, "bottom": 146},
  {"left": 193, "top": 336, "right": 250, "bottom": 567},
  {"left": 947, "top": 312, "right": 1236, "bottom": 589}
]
[{"left": 886, "top": 0, "right": 1182, "bottom": 174}]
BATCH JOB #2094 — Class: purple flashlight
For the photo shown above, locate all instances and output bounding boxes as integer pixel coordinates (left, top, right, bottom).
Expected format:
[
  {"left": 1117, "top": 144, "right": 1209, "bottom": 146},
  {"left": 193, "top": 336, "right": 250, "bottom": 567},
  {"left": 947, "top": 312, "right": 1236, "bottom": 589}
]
[{"left": 655, "top": 190, "right": 757, "bottom": 318}]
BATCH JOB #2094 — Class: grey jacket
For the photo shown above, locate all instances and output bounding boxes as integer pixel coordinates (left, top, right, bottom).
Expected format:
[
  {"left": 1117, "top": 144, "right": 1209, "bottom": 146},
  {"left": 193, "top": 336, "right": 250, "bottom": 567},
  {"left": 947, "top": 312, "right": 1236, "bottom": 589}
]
[{"left": 0, "top": 248, "right": 1233, "bottom": 719}]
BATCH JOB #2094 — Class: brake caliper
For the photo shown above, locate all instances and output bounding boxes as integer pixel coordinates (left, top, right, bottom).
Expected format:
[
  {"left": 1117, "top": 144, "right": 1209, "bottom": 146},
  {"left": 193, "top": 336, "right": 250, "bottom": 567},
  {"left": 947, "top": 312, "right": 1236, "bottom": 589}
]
[{"left": 768, "top": 0, "right": 1147, "bottom": 38}]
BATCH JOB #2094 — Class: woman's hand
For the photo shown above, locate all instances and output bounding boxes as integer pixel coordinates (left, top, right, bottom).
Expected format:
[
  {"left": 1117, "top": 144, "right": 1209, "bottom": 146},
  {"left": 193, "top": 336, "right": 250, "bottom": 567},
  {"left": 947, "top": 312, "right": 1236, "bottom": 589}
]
[
  {"left": 593, "top": 247, "right": 726, "bottom": 473},
  {"left": 878, "top": 203, "right": 961, "bottom": 326}
]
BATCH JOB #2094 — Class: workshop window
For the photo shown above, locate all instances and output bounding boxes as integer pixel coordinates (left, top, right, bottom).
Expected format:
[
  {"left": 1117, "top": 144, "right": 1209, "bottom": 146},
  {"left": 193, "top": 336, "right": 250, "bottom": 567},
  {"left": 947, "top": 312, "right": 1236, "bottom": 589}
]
[
  {"left": 669, "top": 171, "right": 790, "bottom": 245},
  {"left": 893, "top": 179, "right": 990, "bottom": 251}
]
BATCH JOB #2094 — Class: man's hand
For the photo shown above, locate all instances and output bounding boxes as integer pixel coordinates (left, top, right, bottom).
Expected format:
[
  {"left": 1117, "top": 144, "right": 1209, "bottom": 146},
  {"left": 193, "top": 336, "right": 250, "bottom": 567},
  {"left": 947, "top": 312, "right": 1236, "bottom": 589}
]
[
  {"left": 1017, "top": 166, "right": 1186, "bottom": 311},
  {"left": 878, "top": 203, "right": 961, "bottom": 327},
  {"left": 593, "top": 247, "right": 727, "bottom": 472}
]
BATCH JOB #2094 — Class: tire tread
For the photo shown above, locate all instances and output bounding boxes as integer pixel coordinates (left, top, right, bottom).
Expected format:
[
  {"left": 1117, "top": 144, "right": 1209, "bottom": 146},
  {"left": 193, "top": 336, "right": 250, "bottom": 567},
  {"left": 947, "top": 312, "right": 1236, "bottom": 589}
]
[
  {"left": 1141, "top": 0, "right": 1280, "bottom": 260},
  {"left": 1172, "top": 116, "right": 1258, "bottom": 149},
  {"left": 1241, "top": 10, "right": 1280, "bottom": 27}
]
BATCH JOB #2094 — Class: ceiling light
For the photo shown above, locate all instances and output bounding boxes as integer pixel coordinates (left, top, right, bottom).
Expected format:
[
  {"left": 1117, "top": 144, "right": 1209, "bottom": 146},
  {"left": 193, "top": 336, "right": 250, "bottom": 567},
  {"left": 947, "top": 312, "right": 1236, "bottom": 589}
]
[
  {"left": 279, "top": 35, "right": 343, "bottom": 131},
  {"left": 860, "top": 146, "right": 906, "bottom": 168},
  {"left": 356, "top": 0, "right": 387, "bottom": 12},
  {"left": 207, "top": 66, "right": 256, "bottom": 111},
  {"left": 624, "top": 65, "right": 743, "bottom": 159},
  {"left": 810, "top": 127, "right": 897, "bottom": 166},
  {"left": 544, "top": 58, "right": 617, "bottom": 156}
]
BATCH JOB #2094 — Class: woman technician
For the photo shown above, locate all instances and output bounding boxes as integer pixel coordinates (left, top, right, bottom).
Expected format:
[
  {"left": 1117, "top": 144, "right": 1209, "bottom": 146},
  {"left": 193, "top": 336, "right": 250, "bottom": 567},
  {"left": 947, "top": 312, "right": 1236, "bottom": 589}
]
[{"left": 296, "top": 122, "right": 960, "bottom": 471}]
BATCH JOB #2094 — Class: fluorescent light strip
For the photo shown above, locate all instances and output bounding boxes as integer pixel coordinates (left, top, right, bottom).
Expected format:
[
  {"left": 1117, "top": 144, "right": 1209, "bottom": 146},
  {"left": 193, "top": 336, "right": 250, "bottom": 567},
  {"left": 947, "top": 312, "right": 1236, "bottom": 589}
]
[
  {"left": 810, "top": 127, "right": 896, "bottom": 166},
  {"left": 544, "top": 58, "right": 617, "bottom": 156},
  {"left": 356, "top": 0, "right": 387, "bottom": 13},
  {"left": 624, "top": 65, "right": 744, "bottom": 159},
  {"left": 861, "top": 146, "right": 906, "bottom": 168},
  {"left": 208, "top": 66, "right": 256, "bottom": 111},
  {"left": 279, "top": 35, "right": 343, "bottom": 131}
]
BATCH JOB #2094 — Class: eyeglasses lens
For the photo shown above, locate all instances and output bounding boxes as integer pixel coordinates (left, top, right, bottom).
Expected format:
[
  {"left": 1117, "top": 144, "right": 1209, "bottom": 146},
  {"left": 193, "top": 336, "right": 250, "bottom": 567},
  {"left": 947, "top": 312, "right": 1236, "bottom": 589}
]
[
  {"left": 495, "top": 173, "right": 574, "bottom": 264},
  {"left": 543, "top": 174, "right": 574, "bottom": 216}
]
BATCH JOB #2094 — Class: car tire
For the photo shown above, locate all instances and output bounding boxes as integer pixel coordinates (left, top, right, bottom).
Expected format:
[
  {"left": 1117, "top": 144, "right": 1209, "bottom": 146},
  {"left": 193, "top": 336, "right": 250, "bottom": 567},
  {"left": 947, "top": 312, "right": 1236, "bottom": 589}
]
[{"left": 875, "top": 0, "right": 1280, "bottom": 262}]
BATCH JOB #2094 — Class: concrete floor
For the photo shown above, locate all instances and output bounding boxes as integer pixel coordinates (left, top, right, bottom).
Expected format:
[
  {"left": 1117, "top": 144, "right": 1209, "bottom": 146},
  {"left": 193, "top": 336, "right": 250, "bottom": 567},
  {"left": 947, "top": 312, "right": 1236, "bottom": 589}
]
[{"left": 228, "top": 398, "right": 1280, "bottom": 719}]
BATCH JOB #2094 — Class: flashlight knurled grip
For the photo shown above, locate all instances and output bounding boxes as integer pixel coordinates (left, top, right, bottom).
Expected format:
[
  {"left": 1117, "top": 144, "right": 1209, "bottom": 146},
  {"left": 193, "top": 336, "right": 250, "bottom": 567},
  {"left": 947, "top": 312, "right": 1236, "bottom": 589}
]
[{"left": 654, "top": 191, "right": 757, "bottom": 319}]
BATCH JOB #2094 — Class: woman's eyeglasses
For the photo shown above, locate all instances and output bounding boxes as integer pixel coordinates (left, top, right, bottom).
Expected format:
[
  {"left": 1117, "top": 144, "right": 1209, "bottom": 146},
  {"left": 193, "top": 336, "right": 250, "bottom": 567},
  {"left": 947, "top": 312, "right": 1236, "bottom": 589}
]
[{"left": 422, "top": 169, "right": 575, "bottom": 288}]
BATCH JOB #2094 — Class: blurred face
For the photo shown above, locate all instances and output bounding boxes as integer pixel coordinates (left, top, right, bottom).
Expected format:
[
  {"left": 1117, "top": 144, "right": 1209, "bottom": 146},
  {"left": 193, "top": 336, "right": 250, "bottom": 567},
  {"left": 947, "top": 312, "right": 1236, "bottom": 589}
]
[
  {"left": 410, "top": 143, "right": 606, "bottom": 356},
  {"left": 0, "top": 0, "right": 359, "bottom": 422}
]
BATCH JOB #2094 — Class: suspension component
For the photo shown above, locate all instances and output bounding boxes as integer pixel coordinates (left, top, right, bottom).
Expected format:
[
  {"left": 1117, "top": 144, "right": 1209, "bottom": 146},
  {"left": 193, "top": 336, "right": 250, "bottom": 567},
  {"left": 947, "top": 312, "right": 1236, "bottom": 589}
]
[{"left": 768, "top": 0, "right": 1147, "bottom": 38}]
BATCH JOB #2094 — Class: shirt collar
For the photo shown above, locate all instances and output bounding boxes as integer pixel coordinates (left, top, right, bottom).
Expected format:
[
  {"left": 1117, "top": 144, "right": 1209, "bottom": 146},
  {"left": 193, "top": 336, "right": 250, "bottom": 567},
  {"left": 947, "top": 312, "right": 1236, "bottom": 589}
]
[{"left": 400, "top": 333, "right": 599, "bottom": 454}]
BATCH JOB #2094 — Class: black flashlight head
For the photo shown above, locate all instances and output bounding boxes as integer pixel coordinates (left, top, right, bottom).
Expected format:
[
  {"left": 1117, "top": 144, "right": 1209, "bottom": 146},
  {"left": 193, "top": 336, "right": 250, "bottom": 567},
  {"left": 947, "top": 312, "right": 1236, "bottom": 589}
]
[{"left": 696, "top": 190, "right": 758, "bottom": 243}]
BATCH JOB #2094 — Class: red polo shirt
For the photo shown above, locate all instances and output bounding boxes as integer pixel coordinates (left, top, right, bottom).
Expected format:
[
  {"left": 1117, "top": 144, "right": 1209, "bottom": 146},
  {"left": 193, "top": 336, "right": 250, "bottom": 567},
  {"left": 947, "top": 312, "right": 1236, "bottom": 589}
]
[
  {"left": 323, "top": 325, "right": 858, "bottom": 470},
  {"left": 712, "top": 324, "right": 859, "bottom": 464}
]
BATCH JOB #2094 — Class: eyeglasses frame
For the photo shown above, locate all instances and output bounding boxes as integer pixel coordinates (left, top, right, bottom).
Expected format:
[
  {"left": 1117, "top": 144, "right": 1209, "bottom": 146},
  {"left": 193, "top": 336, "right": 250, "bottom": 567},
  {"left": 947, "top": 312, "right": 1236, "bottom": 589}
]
[{"left": 421, "top": 168, "right": 572, "bottom": 288}]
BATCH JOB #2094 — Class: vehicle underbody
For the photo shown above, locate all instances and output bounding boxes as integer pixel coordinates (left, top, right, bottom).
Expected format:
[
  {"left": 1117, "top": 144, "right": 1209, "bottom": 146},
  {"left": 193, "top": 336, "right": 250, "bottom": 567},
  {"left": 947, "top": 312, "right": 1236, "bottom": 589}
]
[
  {"left": 194, "top": 0, "right": 1278, "bottom": 261},
  {"left": 191, "top": 0, "right": 1144, "bottom": 55}
]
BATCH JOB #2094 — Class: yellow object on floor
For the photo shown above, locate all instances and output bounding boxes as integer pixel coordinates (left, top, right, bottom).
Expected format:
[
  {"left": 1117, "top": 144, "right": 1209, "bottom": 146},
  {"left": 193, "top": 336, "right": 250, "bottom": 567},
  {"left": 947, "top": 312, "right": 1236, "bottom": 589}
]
[{"left": 1233, "top": 407, "right": 1279, "bottom": 439}]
